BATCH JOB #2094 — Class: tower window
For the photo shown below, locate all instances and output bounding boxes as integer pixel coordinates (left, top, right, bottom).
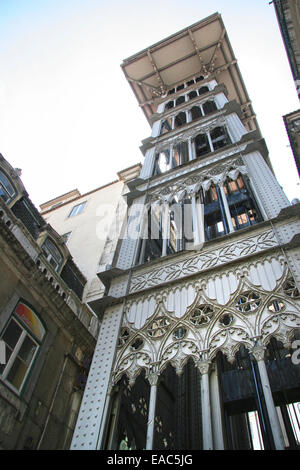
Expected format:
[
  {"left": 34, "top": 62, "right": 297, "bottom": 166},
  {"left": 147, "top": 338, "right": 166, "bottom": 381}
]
[
  {"left": 175, "top": 96, "right": 185, "bottom": 107},
  {"left": 224, "top": 175, "right": 262, "bottom": 230},
  {"left": 153, "top": 150, "right": 170, "bottom": 175},
  {"left": 202, "top": 100, "right": 217, "bottom": 115},
  {"left": 174, "top": 112, "right": 187, "bottom": 128},
  {"left": 210, "top": 126, "right": 230, "bottom": 150},
  {"left": 165, "top": 101, "right": 174, "bottom": 110},
  {"left": 173, "top": 142, "right": 189, "bottom": 166},
  {"left": 203, "top": 185, "right": 227, "bottom": 240},
  {"left": 198, "top": 86, "right": 209, "bottom": 95},
  {"left": 190, "top": 106, "right": 203, "bottom": 121},
  {"left": 194, "top": 133, "right": 210, "bottom": 157},
  {"left": 188, "top": 90, "right": 197, "bottom": 100}
]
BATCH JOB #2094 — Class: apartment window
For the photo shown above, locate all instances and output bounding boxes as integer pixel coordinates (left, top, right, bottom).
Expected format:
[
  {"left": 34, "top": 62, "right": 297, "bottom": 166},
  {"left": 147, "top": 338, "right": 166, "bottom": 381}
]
[
  {"left": 69, "top": 201, "right": 86, "bottom": 217},
  {"left": 0, "top": 170, "right": 16, "bottom": 203},
  {"left": 41, "top": 237, "right": 63, "bottom": 271},
  {"left": 0, "top": 302, "right": 45, "bottom": 393}
]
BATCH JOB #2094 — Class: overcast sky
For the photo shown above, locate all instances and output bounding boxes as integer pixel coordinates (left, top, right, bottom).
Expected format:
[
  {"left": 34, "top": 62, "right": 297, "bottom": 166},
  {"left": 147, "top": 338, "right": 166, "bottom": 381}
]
[{"left": 0, "top": 0, "right": 299, "bottom": 208}]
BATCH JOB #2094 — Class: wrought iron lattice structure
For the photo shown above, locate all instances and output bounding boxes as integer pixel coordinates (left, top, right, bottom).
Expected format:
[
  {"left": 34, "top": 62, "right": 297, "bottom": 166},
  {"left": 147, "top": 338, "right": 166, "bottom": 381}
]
[{"left": 71, "top": 13, "right": 300, "bottom": 451}]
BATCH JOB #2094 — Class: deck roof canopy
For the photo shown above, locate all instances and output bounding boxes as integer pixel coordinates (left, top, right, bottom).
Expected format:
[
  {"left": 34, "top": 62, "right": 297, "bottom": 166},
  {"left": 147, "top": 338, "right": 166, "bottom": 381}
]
[{"left": 121, "top": 13, "right": 258, "bottom": 131}]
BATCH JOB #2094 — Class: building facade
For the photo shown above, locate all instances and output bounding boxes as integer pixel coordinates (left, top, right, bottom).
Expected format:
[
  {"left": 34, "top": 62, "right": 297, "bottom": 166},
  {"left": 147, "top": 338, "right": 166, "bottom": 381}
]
[
  {"left": 284, "top": 109, "right": 300, "bottom": 177},
  {"left": 69, "top": 14, "right": 300, "bottom": 451},
  {"left": 273, "top": 0, "right": 300, "bottom": 99},
  {"left": 273, "top": 0, "right": 300, "bottom": 177},
  {"left": 0, "top": 154, "right": 99, "bottom": 449},
  {"left": 39, "top": 164, "right": 141, "bottom": 308}
]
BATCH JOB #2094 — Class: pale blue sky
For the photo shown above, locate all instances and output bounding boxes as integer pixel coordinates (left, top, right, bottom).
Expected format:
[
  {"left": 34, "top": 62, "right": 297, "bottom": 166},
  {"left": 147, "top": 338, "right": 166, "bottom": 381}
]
[{"left": 0, "top": 0, "right": 299, "bottom": 206}]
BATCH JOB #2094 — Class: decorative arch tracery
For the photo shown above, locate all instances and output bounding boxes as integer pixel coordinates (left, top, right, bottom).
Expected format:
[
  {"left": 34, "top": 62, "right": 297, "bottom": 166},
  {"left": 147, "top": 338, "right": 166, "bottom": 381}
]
[{"left": 113, "top": 261, "right": 300, "bottom": 385}]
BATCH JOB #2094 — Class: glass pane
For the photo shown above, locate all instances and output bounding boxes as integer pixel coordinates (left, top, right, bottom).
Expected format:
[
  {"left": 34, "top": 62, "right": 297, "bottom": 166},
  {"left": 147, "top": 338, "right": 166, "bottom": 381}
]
[
  {"left": 69, "top": 202, "right": 86, "bottom": 217},
  {"left": 43, "top": 238, "right": 62, "bottom": 264},
  {"left": 0, "top": 345, "right": 13, "bottom": 375},
  {"left": 6, "top": 356, "right": 28, "bottom": 390},
  {"left": 0, "top": 172, "right": 15, "bottom": 197},
  {"left": 18, "top": 335, "right": 37, "bottom": 365},
  {"left": 49, "top": 257, "right": 59, "bottom": 270},
  {"left": 248, "top": 411, "right": 264, "bottom": 450},
  {"left": 2, "top": 319, "right": 22, "bottom": 349},
  {"left": 0, "top": 186, "right": 9, "bottom": 202}
]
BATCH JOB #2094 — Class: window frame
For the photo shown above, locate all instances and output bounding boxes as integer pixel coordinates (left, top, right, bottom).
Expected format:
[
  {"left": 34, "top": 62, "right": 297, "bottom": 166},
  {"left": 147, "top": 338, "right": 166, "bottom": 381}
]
[
  {"left": 41, "top": 237, "right": 63, "bottom": 272},
  {"left": 68, "top": 201, "right": 86, "bottom": 218},
  {"left": 0, "top": 302, "right": 46, "bottom": 395},
  {"left": 0, "top": 169, "right": 16, "bottom": 204}
]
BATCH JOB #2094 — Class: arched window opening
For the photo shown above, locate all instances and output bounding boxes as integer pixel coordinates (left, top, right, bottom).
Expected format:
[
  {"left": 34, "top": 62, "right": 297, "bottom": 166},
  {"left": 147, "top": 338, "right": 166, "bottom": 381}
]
[
  {"left": 175, "top": 96, "right": 185, "bottom": 107},
  {"left": 198, "top": 86, "right": 209, "bottom": 95},
  {"left": 0, "top": 170, "right": 16, "bottom": 203},
  {"left": 195, "top": 75, "right": 205, "bottom": 82},
  {"left": 168, "top": 88, "right": 175, "bottom": 95},
  {"left": 165, "top": 100, "right": 174, "bottom": 110},
  {"left": 174, "top": 112, "right": 187, "bottom": 128},
  {"left": 188, "top": 90, "right": 197, "bottom": 100},
  {"left": 202, "top": 100, "right": 217, "bottom": 115},
  {"left": 190, "top": 106, "right": 203, "bottom": 121},
  {"left": 210, "top": 126, "right": 230, "bottom": 150},
  {"left": 194, "top": 133, "right": 210, "bottom": 157},
  {"left": 176, "top": 84, "right": 184, "bottom": 92},
  {"left": 160, "top": 119, "right": 172, "bottom": 135}
]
